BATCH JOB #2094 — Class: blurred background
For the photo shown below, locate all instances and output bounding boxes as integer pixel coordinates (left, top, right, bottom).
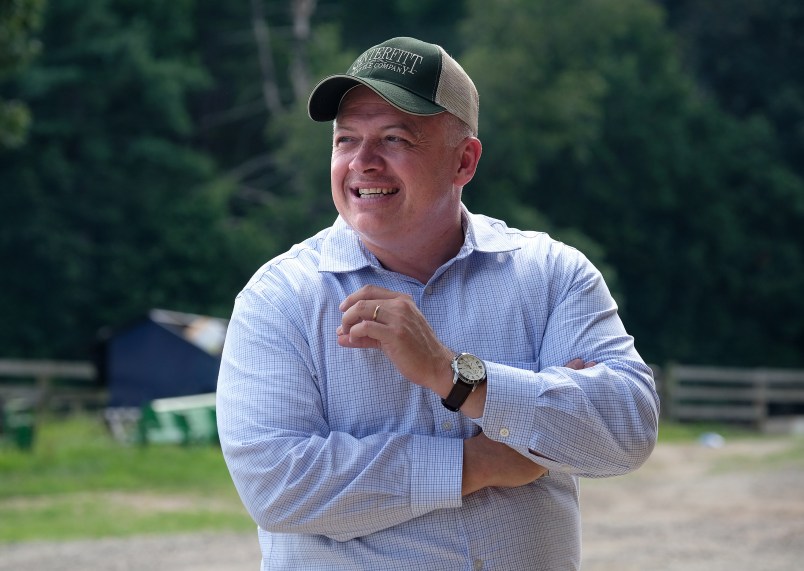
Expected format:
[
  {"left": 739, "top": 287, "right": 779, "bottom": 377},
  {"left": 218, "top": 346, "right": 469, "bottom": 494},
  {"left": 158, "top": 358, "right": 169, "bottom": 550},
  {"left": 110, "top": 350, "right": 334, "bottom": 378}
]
[
  {"left": 0, "top": 0, "right": 803, "bottom": 567},
  {"left": 1, "top": 0, "right": 802, "bottom": 368}
]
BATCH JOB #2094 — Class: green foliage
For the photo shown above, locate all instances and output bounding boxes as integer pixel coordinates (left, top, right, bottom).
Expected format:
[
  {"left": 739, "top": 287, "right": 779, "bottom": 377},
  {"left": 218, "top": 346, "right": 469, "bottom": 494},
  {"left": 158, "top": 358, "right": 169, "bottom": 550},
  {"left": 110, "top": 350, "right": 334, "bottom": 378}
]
[
  {"left": 0, "top": 0, "right": 44, "bottom": 148},
  {"left": 661, "top": 0, "right": 804, "bottom": 173},
  {"left": 0, "top": 0, "right": 263, "bottom": 357},
  {"left": 327, "top": 0, "right": 467, "bottom": 52},
  {"left": 0, "top": 414, "right": 252, "bottom": 542},
  {"left": 461, "top": 0, "right": 804, "bottom": 366},
  {"left": 0, "top": 0, "right": 43, "bottom": 72},
  {"left": 655, "top": 0, "right": 804, "bottom": 365},
  {"left": 259, "top": 24, "right": 355, "bottom": 246},
  {"left": 0, "top": 0, "right": 801, "bottom": 367},
  {"left": 0, "top": 97, "right": 29, "bottom": 146}
]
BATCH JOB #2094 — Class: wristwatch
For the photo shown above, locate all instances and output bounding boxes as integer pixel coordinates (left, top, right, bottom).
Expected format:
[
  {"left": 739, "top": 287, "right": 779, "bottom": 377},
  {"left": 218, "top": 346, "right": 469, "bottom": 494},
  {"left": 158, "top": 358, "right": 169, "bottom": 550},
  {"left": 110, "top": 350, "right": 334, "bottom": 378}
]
[{"left": 441, "top": 352, "right": 487, "bottom": 412}]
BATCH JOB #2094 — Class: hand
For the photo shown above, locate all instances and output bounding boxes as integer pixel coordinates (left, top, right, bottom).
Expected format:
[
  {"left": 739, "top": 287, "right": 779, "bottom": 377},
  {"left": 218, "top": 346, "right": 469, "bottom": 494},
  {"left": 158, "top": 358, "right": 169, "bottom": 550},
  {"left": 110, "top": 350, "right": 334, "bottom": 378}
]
[
  {"left": 461, "top": 358, "right": 597, "bottom": 494},
  {"left": 564, "top": 357, "right": 597, "bottom": 370},
  {"left": 462, "top": 431, "right": 548, "bottom": 496},
  {"left": 337, "top": 285, "right": 454, "bottom": 391}
]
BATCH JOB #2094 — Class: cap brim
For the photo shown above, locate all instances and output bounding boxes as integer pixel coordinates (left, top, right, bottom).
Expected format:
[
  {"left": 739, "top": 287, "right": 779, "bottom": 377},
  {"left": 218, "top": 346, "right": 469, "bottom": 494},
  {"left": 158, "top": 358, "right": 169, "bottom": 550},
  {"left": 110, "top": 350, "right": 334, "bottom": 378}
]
[{"left": 307, "top": 75, "right": 445, "bottom": 122}]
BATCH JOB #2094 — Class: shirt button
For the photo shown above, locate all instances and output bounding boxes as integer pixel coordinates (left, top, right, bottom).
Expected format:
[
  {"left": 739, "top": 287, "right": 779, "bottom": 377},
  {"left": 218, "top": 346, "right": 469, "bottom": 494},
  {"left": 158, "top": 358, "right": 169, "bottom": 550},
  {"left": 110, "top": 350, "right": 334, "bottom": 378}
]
[
  {"left": 425, "top": 286, "right": 433, "bottom": 294},
  {"left": 499, "top": 427, "right": 510, "bottom": 438},
  {"left": 473, "top": 559, "right": 484, "bottom": 571},
  {"left": 441, "top": 421, "right": 453, "bottom": 431}
]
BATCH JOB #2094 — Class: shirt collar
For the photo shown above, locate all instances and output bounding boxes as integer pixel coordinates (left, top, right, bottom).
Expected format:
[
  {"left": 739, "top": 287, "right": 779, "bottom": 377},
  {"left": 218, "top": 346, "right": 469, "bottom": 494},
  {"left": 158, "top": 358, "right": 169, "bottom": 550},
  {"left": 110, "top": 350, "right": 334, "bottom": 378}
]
[
  {"left": 318, "top": 205, "right": 520, "bottom": 274},
  {"left": 318, "top": 216, "right": 376, "bottom": 273},
  {"left": 460, "top": 206, "right": 521, "bottom": 255}
]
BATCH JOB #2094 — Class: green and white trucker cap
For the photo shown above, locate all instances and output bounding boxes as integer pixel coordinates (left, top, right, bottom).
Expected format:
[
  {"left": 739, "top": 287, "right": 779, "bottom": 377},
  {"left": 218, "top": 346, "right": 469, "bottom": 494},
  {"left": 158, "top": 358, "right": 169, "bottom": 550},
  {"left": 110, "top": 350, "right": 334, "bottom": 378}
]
[{"left": 307, "top": 36, "right": 479, "bottom": 134}]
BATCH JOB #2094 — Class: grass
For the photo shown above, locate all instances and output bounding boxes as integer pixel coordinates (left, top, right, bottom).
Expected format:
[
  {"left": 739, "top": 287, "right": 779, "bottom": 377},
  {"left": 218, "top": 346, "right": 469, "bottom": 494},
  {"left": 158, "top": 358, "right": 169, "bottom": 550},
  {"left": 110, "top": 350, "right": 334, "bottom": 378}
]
[
  {"left": 0, "top": 413, "right": 254, "bottom": 543},
  {"left": 1, "top": 415, "right": 801, "bottom": 544},
  {"left": 656, "top": 420, "right": 804, "bottom": 475},
  {"left": 656, "top": 420, "right": 760, "bottom": 443}
]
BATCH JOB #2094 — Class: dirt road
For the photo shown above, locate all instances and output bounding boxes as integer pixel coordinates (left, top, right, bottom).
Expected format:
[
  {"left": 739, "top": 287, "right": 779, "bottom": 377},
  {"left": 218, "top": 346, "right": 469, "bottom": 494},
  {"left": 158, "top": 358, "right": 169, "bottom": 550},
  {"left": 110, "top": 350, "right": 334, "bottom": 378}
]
[
  {"left": 1, "top": 437, "right": 802, "bottom": 570},
  {"left": 581, "top": 437, "right": 804, "bottom": 571}
]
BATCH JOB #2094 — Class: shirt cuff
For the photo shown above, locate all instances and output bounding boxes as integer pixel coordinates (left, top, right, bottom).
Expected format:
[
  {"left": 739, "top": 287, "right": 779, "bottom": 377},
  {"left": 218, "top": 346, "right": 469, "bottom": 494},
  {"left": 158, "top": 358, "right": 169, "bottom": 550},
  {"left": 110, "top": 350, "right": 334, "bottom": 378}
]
[
  {"left": 481, "top": 361, "right": 540, "bottom": 441},
  {"left": 482, "top": 361, "right": 576, "bottom": 473},
  {"left": 409, "top": 434, "right": 463, "bottom": 517}
]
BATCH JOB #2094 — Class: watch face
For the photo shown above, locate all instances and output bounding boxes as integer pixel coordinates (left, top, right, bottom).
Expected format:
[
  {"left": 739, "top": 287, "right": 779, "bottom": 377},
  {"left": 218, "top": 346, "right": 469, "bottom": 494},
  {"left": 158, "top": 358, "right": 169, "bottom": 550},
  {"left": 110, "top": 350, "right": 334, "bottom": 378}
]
[{"left": 456, "top": 354, "right": 486, "bottom": 383}]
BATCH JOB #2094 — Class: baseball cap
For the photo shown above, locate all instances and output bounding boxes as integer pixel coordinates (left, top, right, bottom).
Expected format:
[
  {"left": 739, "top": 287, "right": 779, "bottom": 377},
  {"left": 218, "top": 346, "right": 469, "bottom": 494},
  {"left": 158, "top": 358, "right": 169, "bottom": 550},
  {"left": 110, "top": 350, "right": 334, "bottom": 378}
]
[{"left": 307, "top": 36, "right": 479, "bottom": 134}]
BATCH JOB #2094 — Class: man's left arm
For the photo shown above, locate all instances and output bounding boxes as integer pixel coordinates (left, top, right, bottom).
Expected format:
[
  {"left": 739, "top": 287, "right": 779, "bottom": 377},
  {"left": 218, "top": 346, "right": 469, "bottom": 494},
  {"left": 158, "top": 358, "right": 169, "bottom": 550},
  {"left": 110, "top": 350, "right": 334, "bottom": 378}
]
[
  {"left": 339, "top": 256, "right": 660, "bottom": 480},
  {"left": 479, "top": 251, "right": 660, "bottom": 478}
]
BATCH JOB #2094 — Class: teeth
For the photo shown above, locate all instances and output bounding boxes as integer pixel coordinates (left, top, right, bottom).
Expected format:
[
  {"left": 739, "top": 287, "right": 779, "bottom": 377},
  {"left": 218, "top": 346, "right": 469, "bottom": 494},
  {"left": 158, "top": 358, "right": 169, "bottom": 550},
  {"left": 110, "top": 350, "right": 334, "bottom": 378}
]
[{"left": 358, "top": 188, "right": 398, "bottom": 197}]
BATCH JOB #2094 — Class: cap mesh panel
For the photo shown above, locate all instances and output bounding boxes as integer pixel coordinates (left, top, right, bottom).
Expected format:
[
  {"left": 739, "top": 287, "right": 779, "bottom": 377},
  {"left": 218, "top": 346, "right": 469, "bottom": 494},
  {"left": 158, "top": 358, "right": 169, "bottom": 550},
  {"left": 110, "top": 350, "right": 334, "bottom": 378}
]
[{"left": 434, "top": 46, "right": 479, "bottom": 134}]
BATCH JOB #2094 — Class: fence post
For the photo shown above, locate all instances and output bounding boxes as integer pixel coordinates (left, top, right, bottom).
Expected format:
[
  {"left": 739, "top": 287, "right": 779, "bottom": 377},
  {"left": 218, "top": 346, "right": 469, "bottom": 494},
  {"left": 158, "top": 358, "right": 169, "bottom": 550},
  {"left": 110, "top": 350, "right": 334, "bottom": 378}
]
[
  {"left": 755, "top": 369, "right": 769, "bottom": 431},
  {"left": 661, "top": 362, "right": 676, "bottom": 421},
  {"left": 35, "top": 373, "right": 52, "bottom": 413}
]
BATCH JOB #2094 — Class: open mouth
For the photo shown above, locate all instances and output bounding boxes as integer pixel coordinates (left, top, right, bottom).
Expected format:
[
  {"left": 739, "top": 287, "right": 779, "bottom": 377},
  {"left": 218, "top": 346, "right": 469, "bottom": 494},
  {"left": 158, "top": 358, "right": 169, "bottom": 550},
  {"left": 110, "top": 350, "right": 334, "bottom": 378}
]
[{"left": 357, "top": 187, "right": 400, "bottom": 198}]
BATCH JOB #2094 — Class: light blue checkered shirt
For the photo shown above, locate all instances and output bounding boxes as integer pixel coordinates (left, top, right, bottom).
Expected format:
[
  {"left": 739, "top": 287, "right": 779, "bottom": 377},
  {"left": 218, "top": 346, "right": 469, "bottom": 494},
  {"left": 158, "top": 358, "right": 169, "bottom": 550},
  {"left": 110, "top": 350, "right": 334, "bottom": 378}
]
[{"left": 217, "top": 207, "right": 659, "bottom": 570}]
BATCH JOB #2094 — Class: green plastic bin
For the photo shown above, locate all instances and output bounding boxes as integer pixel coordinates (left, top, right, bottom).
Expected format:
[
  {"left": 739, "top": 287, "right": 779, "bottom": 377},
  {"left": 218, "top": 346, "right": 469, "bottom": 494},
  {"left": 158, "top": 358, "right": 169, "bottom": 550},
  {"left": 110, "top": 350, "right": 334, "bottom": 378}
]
[
  {"left": 1, "top": 399, "right": 36, "bottom": 451},
  {"left": 138, "top": 393, "right": 217, "bottom": 445}
]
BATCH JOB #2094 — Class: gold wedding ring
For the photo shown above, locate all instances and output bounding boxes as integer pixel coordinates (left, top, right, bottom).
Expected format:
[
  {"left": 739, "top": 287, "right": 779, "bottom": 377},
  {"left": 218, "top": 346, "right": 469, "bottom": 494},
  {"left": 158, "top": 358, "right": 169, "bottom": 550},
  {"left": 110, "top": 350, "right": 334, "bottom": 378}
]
[{"left": 372, "top": 305, "right": 381, "bottom": 321}]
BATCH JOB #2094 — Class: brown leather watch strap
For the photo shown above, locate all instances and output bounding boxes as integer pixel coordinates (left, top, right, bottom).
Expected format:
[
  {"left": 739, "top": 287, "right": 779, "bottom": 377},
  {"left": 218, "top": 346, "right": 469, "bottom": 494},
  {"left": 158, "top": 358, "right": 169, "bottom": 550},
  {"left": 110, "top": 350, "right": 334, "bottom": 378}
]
[{"left": 441, "top": 381, "right": 474, "bottom": 412}]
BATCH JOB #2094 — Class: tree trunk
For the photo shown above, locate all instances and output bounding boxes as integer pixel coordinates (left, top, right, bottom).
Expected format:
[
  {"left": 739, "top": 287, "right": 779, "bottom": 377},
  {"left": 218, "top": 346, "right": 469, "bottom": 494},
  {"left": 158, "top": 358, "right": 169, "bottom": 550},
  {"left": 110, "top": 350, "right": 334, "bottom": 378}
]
[
  {"left": 289, "top": 0, "right": 317, "bottom": 101},
  {"left": 250, "top": 0, "right": 284, "bottom": 114}
]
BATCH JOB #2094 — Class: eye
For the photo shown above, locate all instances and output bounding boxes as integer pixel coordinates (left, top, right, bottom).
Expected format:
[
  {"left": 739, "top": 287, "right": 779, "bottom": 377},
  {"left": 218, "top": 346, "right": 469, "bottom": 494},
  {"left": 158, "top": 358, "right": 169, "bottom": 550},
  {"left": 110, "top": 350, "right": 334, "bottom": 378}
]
[
  {"left": 384, "top": 134, "right": 409, "bottom": 145},
  {"left": 334, "top": 135, "right": 356, "bottom": 147}
]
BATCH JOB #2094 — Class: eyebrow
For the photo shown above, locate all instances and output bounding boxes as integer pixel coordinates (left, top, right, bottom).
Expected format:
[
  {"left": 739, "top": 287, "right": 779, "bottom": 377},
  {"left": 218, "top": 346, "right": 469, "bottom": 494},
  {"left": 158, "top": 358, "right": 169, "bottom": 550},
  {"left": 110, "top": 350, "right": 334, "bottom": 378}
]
[{"left": 333, "top": 120, "right": 422, "bottom": 141}]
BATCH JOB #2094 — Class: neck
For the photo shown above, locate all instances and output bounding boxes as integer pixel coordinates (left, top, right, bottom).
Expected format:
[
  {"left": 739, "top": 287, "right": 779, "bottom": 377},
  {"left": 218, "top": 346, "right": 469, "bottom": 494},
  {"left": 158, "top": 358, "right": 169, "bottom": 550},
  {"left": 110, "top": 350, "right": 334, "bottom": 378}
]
[{"left": 363, "top": 216, "right": 465, "bottom": 283}]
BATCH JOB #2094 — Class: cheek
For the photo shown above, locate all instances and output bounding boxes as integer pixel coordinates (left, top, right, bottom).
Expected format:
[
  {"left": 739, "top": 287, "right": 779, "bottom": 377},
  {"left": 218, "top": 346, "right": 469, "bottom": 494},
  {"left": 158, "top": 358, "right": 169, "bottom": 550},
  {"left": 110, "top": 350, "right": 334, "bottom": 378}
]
[
  {"left": 330, "top": 157, "right": 346, "bottom": 188},
  {"left": 331, "top": 151, "right": 351, "bottom": 178},
  {"left": 330, "top": 160, "right": 351, "bottom": 212}
]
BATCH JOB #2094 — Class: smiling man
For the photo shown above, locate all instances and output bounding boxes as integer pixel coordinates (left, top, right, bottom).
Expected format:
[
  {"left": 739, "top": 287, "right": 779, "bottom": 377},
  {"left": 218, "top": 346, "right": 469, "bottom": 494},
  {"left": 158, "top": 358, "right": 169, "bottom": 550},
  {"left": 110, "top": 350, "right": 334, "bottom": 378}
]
[
  {"left": 328, "top": 88, "right": 471, "bottom": 283},
  {"left": 217, "top": 36, "right": 659, "bottom": 570}
]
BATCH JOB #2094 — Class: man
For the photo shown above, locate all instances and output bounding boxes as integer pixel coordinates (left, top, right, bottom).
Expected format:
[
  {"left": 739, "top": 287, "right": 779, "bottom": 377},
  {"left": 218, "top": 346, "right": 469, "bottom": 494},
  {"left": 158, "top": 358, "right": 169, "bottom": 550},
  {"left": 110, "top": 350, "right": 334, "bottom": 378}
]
[{"left": 217, "top": 36, "right": 659, "bottom": 570}]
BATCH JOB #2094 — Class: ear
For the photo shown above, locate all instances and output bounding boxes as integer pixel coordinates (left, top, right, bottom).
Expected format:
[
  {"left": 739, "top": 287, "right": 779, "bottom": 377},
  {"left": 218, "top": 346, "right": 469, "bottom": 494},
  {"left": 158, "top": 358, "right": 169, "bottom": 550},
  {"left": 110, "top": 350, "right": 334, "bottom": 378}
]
[{"left": 453, "top": 137, "right": 482, "bottom": 188}]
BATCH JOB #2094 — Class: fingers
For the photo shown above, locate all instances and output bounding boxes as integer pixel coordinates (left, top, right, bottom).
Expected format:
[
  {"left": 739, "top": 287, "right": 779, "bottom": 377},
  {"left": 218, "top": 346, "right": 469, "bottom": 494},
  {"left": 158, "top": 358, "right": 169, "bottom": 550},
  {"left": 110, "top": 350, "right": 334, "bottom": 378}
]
[
  {"left": 338, "top": 298, "right": 389, "bottom": 336},
  {"left": 338, "top": 285, "right": 415, "bottom": 339},
  {"left": 338, "top": 285, "right": 398, "bottom": 312},
  {"left": 336, "top": 287, "right": 450, "bottom": 390},
  {"left": 565, "top": 358, "right": 597, "bottom": 370},
  {"left": 337, "top": 328, "right": 379, "bottom": 349},
  {"left": 337, "top": 286, "right": 398, "bottom": 341},
  {"left": 336, "top": 299, "right": 387, "bottom": 348}
]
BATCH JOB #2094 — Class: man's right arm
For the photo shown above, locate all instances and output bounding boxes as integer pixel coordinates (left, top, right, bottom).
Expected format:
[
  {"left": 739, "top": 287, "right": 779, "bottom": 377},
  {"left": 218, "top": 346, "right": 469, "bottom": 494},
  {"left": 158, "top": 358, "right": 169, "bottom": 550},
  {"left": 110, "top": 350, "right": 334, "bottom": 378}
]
[
  {"left": 462, "top": 431, "right": 548, "bottom": 496},
  {"left": 216, "top": 287, "right": 464, "bottom": 542},
  {"left": 460, "top": 358, "right": 596, "bottom": 495}
]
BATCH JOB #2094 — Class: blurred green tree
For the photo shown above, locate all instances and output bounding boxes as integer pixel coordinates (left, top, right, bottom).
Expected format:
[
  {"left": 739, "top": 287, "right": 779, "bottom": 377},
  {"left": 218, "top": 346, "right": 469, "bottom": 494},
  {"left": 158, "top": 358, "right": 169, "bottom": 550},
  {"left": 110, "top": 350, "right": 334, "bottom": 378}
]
[
  {"left": 0, "top": 0, "right": 44, "bottom": 148},
  {"left": 660, "top": 0, "right": 804, "bottom": 177},
  {"left": 0, "top": 0, "right": 258, "bottom": 357},
  {"left": 657, "top": 0, "right": 804, "bottom": 365},
  {"left": 199, "top": 0, "right": 472, "bottom": 251},
  {"left": 1, "top": 0, "right": 801, "bottom": 367},
  {"left": 460, "top": 0, "right": 803, "bottom": 366}
]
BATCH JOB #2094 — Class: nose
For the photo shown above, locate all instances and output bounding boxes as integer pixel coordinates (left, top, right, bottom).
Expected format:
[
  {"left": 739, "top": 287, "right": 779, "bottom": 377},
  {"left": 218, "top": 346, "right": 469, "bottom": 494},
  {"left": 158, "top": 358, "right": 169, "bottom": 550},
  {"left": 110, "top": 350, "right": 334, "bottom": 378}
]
[{"left": 349, "top": 140, "right": 383, "bottom": 173}]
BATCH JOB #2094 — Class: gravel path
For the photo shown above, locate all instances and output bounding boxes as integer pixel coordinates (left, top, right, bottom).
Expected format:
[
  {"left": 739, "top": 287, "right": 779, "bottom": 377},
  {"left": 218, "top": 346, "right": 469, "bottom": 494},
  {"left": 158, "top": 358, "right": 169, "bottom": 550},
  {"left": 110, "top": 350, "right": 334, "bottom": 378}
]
[
  {"left": 581, "top": 438, "right": 804, "bottom": 571},
  {"left": 0, "top": 531, "right": 259, "bottom": 571},
  {"left": 2, "top": 438, "right": 802, "bottom": 570}
]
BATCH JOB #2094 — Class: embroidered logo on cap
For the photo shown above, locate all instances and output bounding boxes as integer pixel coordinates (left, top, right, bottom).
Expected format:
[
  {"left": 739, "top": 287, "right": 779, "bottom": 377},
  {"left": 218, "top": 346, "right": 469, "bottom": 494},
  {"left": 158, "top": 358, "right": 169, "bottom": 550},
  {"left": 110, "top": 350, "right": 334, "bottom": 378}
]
[{"left": 349, "top": 47, "right": 426, "bottom": 77}]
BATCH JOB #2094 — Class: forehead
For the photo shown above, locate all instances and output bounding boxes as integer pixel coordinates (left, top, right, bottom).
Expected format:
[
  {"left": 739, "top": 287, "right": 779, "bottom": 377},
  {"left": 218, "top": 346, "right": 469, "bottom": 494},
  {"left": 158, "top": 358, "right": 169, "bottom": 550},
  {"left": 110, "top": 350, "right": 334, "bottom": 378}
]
[{"left": 335, "top": 85, "right": 440, "bottom": 130}]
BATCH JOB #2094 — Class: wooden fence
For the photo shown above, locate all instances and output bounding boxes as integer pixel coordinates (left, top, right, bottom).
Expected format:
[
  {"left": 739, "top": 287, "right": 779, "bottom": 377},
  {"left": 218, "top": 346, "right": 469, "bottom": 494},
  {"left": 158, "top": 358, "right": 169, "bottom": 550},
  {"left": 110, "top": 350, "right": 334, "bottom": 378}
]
[
  {"left": 2, "top": 359, "right": 804, "bottom": 429},
  {"left": 659, "top": 364, "right": 804, "bottom": 430},
  {"left": 0, "top": 359, "right": 103, "bottom": 412}
]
